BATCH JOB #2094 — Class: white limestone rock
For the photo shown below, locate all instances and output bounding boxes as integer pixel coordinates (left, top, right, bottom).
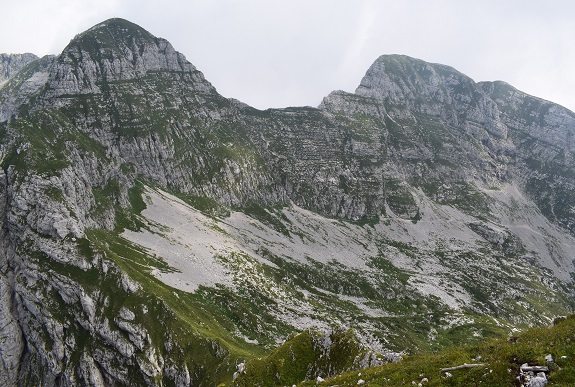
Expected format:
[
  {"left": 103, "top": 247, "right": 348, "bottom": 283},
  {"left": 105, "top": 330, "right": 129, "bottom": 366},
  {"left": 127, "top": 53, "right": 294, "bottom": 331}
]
[{"left": 0, "top": 274, "right": 24, "bottom": 387}]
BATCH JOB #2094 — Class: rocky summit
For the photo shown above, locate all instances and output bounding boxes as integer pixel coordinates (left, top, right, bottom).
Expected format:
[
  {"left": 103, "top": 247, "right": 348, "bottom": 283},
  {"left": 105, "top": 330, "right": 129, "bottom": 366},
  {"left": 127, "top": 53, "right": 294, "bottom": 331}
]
[{"left": 1, "top": 18, "right": 574, "bottom": 386}]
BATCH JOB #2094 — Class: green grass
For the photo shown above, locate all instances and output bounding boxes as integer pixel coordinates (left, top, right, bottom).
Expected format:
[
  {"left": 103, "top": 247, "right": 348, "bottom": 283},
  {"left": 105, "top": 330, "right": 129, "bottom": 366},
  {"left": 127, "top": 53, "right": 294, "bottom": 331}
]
[
  {"left": 298, "top": 315, "right": 575, "bottom": 387},
  {"left": 84, "top": 228, "right": 266, "bottom": 385},
  {"left": 232, "top": 328, "right": 379, "bottom": 387},
  {"left": 419, "top": 181, "right": 493, "bottom": 219},
  {"left": 174, "top": 193, "right": 231, "bottom": 218},
  {"left": 241, "top": 201, "right": 291, "bottom": 237}
]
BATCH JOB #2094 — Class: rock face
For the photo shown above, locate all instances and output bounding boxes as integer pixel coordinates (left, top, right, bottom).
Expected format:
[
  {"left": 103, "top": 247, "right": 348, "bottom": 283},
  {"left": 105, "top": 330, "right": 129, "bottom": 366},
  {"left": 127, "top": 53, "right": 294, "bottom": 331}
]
[
  {"left": 0, "top": 18, "right": 575, "bottom": 386},
  {"left": 0, "top": 54, "right": 54, "bottom": 122},
  {"left": 0, "top": 53, "right": 38, "bottom": 85}
]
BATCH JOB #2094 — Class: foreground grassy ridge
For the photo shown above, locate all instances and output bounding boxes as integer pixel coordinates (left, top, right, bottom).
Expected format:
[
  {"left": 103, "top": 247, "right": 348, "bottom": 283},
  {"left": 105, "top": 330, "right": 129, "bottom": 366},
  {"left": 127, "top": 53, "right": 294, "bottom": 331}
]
[
  {"left": 231, "top": 329, "right": 379, "bottom": 387},
  {"left": 298, "top": 315, "right": 575, "bottom": 386}
]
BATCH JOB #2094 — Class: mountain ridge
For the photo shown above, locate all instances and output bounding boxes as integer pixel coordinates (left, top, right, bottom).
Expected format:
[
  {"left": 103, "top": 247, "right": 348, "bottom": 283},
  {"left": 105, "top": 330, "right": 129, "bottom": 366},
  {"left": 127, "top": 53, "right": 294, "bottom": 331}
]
[
  {"left": 0, "top": 53, "right": 39, "bottom": 86},
  {"left": 1, "top": 17, "right": 574, "bottom": 386}
]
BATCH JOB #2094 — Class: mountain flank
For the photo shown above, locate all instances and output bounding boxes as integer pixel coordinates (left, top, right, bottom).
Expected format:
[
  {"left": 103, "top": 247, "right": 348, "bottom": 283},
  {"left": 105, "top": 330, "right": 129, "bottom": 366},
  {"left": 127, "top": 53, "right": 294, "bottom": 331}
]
[{"left": 0, "top": 18, "right": 574, "bottom": 386}]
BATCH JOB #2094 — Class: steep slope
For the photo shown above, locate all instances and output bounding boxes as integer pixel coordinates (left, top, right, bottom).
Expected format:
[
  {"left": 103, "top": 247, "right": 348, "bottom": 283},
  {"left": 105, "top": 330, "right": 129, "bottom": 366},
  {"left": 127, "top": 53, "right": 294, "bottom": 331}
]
[
  {"left": 481, "top": 80, "right": 575, "bottom": 236},
  {"left": 0, "top": 18, "right": 275, "bottom": 386},
  {"left": 0, "top": 53, "right": 39, "bottom": 86},
  {"left": 320, "top": 55, "right": 575, "bottom": 278},
  {"left": 0, "top": 19, "right": 574, "bottom": 386}
]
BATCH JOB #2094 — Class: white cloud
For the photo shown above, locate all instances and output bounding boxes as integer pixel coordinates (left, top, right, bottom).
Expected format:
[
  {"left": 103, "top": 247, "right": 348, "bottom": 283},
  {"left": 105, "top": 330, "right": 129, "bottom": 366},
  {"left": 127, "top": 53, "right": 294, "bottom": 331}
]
[
  {"left": 337, "top": 0, "right": 379, "bottom": 90},
  {"left": 2, "top": 0, "right": 120, "bottom": 54}
]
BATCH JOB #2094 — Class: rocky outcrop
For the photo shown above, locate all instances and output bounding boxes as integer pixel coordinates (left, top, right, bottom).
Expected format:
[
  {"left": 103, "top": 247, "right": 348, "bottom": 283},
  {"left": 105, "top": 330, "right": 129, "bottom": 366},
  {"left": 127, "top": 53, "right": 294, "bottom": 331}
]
[
  {"left": 232, "top": 328, "right": 385, "bottom": 386},
  {"left": 0, "top": 244, "right": 24, "bottom": 387},
  {"left": 0, "top": 53, "right": 38, "bottom": 86},
  {"left": 239, "top": 105, "right": 386, "bottom": 220},
  {"left": 0, "top": 55, "right": 55, "bottom": 122},
  {"left": 41, "top": 18, "right": 210, "bottom": 100},
  {"left": 481, "top": 80, "right": 575, "bottom": 235},
  {"left": 355, "top": 55, "right": 507, "bottom": 140}
]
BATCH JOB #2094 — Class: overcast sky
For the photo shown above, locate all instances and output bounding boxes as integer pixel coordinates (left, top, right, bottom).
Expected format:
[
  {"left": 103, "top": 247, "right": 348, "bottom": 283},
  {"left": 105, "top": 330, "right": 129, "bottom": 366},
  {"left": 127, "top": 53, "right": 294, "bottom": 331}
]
[{"left": 2, "top": 0, "right": 574, "bottom": 111}]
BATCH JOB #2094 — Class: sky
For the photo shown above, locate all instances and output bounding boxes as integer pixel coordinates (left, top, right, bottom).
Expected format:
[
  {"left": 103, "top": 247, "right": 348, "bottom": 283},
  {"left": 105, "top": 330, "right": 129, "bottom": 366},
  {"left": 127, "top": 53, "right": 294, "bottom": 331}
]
[{"left": 2, "top": 0, "right": 574, "bottom": 111}]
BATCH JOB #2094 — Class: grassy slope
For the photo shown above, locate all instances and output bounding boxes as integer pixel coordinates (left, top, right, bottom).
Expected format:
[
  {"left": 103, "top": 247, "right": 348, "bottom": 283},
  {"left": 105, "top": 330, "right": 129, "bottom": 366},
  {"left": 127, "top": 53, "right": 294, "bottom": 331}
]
[
  {"left": 297, "top": 315, "right": 575, "bottom": 387},
  {"left": 231, "top": 328, "right": 380, "bottom": 387},
  {"left": 102, "top": 183, "right": 574, "bottom": 386}
]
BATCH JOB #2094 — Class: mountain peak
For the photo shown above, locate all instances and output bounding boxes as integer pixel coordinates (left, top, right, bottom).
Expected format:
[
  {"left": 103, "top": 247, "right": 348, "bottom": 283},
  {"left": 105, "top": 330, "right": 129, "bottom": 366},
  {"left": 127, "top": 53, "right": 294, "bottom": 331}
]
[
  {"left": 45, "top": 18, "right": 206, "bottom": 97},
  {"left": 62, "top": 17, "right": 191, "bottom": 72},
  {"left": 77, "top": 17, "right": 156, "bottom": 48},
  {"left": 355, "top": 54, "right": 476, "bottom": 103},
  {"left": 88, "top": 17, "right": 148, "bottom": 31},
  {"left": 354, "top": 53, "right": 508, "bottom": 138}
]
